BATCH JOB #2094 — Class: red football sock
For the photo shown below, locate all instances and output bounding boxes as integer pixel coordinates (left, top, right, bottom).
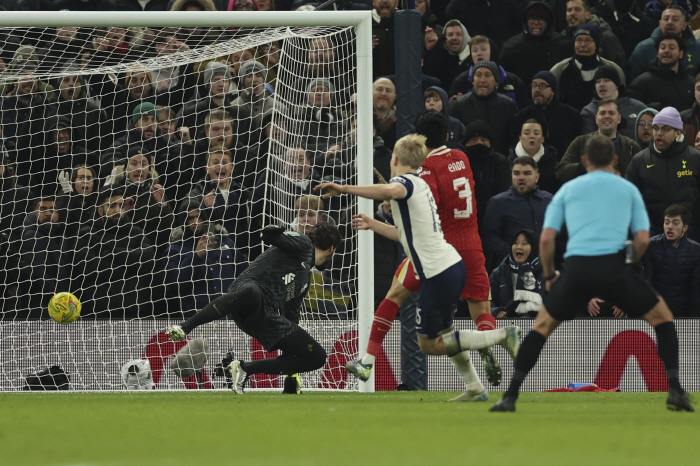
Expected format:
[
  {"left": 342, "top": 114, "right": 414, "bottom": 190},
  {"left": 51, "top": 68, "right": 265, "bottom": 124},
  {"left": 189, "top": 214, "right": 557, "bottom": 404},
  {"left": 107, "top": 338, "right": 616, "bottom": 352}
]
[
  {"left": 475, "top": 313, "right": 496, "bottom": 331},
  {"left": 367, "top": 299, "right": 400, "bottom": 356}
]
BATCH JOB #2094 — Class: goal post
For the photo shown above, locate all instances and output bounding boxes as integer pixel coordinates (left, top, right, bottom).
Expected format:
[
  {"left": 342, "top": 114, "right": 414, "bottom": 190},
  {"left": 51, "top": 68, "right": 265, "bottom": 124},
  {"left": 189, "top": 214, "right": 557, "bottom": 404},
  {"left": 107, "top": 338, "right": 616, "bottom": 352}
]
[{"left": 0, "top": 11, "right": 375, "bottom": 392}]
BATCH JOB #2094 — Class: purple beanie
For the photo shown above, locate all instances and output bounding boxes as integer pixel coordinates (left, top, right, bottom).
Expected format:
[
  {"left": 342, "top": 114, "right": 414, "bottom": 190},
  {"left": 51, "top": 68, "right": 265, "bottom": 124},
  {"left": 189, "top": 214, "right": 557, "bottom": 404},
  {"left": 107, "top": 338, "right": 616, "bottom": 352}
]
[{"left": 652, "top": 107, "right": 683, "bottom": 130}]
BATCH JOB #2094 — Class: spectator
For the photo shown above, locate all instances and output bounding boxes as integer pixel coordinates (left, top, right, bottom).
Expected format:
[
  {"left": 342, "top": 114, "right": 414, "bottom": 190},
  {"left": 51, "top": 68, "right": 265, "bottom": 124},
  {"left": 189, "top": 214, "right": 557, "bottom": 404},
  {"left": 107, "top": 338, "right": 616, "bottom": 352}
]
[
  {"left": 157, "top": 105, "right": 191, "bottom": 146},
  {"left": 111, "top": 148, "right": 175, "bottom": 251},
  {"left": 292, "top": 37, "right": 353, "bottom": 106},
  {"left": 628, "top": 32, "right": 695, "bottom": 111},
  {"left": 423, "top": 86, "right": 465, "bottom": 149},
  {"left": 559, "top": 98, "right": 641, "bottom": 182},
  {"left": 422, "top": 19, "right": 471, "bottom": 91},
  {"left": 499, "top": 1, "right": 572, "bottom": 85},
  {"left": 188, "top": 146, "right": 249, "bottom": 254},
  {"left": 590, "top": 0, "right": 654, "bottom": 59},
  {"left": 233, "top": 60, "right": 275, "bottom": 130},
  {"left": 681, "top": 73, "right": 700, "bottom": 141},
  {"left": 74, "top": 187, "right": 161, "bottom": 318},
  {"left": 482, "top": 156, "right": 553, "bottom": 271},
  {"left": 444, "top": 0, "right": 523, "bottom": 47},
  {"left": 509, "top": 70, "right": 583, "bottom": 157},
  {"left": 168, "top": 0, "right": 222, "bottom": 48},
  {"left": 636, "top": 107, "right": 659, "bottom": 147},
  {"left": 561, "top": 0, "right": 627, "bottom": 69},
  {"left": 149, "top": 28, "right": 194, "bottom": 113},
  {"left": 372, "top": 0, "right": 398, "bottom": 78},
  {"left": 101, "top": 64, "right": 157, "bottom": 140},
  {"left": 509, "top": 119, "right": 560, "bottom": 194},
  {"left": 449, "top": 60, "right": 517, "bottom": 153},
  {"left": 55, "top": 164, "right": 98, "bottom": 243},
  {"left": 165, "top": 200, "right": 245, "bottom": 315},
  {"left": 36, "top": 27, "right": 87, "bottom": 72},
  {"left": 628, "top": 5, "right": 700, "bottom": 81},
  {"left": 489, "top": 229, "right": 544, "bottom": 319},
  {"left": 255, "top": 42, "right": 281, "bottom": 90},
  {"left": 626, "top": 106, "right": 700, "bottom": 239},
  {"left": 550, "top": 24, "right": 626, "bottom": 111},
  {"left": 449, "top": 35, "right": 529, "bottom": 109},
  {"left": 643, "top": 0, "right": 691, "bottom": 26},
  {"left": 300, "top": 78, "right": 343, "bottom": 151},
  {"left": 19, "top": 196, "right": 69, "bottom": 313},
  {"left": 289, "top": 194, "right": 331, "bottom": 234},
  {"left": 416, "top": 0, "right": 443, "bottom": 50},
  {"left": 455, "top": 120, "right": 510, "bottom": 228},
  {"left": 580, "top": 65, "right": 647, "bottom": 140},
  {"left": 373, "top": 77, "right": 397, "bottom": 150},
  {"left": 643, "top": 204, "right": 700, "bottom": 317}
]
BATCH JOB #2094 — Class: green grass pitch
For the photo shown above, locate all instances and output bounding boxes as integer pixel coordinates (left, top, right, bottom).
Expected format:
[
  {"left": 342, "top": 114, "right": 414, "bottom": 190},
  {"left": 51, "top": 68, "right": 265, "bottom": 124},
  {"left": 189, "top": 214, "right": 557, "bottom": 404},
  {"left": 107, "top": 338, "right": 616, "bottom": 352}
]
[{"left": 2, "top": 391, "right": 698, "bottom": 466}]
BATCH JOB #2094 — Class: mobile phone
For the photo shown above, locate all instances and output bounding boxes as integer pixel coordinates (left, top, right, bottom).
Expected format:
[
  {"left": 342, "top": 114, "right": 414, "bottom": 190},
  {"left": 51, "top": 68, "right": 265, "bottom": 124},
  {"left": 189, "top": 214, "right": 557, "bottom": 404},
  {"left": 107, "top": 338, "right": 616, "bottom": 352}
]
[{"left": 207, "top": 223, "right": 217, "bottom": 237}]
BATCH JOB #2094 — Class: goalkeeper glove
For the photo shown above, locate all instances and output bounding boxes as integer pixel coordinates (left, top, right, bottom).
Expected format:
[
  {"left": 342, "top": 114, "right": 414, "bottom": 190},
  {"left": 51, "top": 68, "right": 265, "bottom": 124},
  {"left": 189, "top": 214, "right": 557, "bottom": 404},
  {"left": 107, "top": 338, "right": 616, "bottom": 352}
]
[{"left": 261, "top": 225, "right": 285, "bottom": 244}]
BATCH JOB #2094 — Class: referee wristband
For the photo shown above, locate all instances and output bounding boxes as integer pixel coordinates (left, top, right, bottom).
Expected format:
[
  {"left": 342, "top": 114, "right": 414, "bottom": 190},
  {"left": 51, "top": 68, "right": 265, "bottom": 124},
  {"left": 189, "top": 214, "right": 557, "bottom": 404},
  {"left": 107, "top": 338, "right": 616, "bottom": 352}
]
[{"left": 544, "top": 272, "right": 557, "bottom": 281}]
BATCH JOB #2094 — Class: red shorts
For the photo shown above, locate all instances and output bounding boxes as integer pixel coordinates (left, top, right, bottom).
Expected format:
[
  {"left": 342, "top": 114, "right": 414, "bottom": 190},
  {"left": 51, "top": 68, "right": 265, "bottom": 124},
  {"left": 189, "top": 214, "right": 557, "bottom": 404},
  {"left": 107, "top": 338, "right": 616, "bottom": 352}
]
[{"left": 394, "top": 250, "right": 491, "bottom": 301}]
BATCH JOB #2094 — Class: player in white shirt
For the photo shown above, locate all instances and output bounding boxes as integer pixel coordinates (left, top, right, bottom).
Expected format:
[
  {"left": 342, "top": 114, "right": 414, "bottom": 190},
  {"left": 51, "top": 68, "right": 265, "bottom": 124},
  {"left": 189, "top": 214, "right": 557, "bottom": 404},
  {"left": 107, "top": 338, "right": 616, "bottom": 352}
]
[{"left": 316, "top": 134, "right": 520, "bottom": 373}]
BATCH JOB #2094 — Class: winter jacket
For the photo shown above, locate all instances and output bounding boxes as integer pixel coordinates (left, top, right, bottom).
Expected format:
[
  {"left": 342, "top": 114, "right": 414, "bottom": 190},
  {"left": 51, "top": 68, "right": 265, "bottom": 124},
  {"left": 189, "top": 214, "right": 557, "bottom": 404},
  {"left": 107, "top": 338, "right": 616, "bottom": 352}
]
[
  {"left": 635, "top": 107, "right": 659, "bottom": 146},
  {"left": 550, "top": 56, "right": 626, "bottom": 111},
  {"left": 499, "top": 2, "right": 573, "bottom": 84},
  {"left": 53, "top": 77, "right": 106, "bottom": 152},
  {"left": 680, "top": 101, "right": 700, "bottom": 142},
  {"left": 450, "top": 91, "right": 518, "bottom": 153},
  {"left": 591, "top": 0, "right": 655, "bottom": 58},
  {"left": 561, "top": 15, "right": 628, "bottom": 69},
  {"left": 558, "top": 130, "right": 641, "bottom": 182},
  {"left": 509, "top": 98, "right": 583, "bottom": 157},
  {"left": 428, "top": 86, "right": 466, "bottom": 149},
  {"left": 629, "top": 59, "right": 695, "bottom": 112},
  {"left": 628, "top": 27, "right": 700, "bottom": 81},
  {"left": 422, "top": 25, "right": 471, "bottom": 91},
  {"left": 165, "top": 224, "right": 246, "bottom": 312},
  {"left": 581, "top": 95, "right": 648, "bottom": 140},
  {"left": 626, "top": 136, "right": 700, "bottom": 237},
  {"left": 508, "top": 142, "right": 561, "bottom": 194},
  {"left": 482, "top": 186, "right": 553, "bottom": 271},
  {"left": 643, "top": 233, "right": 700, "bottom": 317},
  {"left": 449, "top": 63, "right": 529, "bottom": 110},
  {"left": 372, "top": 9, "right": 395, "bottom": 78}
]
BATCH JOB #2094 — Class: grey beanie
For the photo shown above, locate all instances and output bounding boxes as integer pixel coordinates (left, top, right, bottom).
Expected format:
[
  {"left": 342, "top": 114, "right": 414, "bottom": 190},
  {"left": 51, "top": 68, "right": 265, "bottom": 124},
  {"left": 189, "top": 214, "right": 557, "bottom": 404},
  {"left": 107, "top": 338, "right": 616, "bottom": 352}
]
[
  {"left": 203, "top": 61, "right": 232, "bottom": 87},
  {"left": 473, "top": 60, "right": 499, "bottom": 79},
  {"left": 238, "top": 60, "right": 268, "bottom": 82},
  {"left": 307, "top": 77, "right": 335, "bottom": 95}
]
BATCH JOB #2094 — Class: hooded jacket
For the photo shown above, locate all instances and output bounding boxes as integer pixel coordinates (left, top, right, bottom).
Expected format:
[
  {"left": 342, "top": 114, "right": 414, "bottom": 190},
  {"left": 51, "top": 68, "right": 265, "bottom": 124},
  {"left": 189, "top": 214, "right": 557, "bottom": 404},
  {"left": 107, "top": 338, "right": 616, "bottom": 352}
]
[
  {"left": 550, "top": 56, "right": 626, "bottom": 111},
  {"left": 450, "top": 89, "right": 518, "bottom": 154},
  {"left": 635, "top": 107, "right": 659, "bottom": 146},
  {"left": 628, "top": 27, "right": 700, "bottom": 82},
  {"left": 626, "top": 134, "right": 700, "bottom": 236},
  {"left": 499, "top": 2, "right": 573, "bottom": 84},
  {"left": 427, "top": 86, "right": 466, "bottom": 149},
  {"left": 422, "top": 20, "right": 471, "bottom": 91},
  {"left": 628, "top": 59, "right": 695, "bottom": 112}
]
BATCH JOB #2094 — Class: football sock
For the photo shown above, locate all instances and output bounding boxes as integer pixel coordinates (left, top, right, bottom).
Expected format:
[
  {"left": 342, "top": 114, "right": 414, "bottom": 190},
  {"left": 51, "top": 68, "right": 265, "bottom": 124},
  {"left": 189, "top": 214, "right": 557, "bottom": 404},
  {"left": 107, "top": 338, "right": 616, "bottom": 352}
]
[
  {"left": 181, "top": 283, "right": 261, "bottom": 334},
  {"left": 449, "top": 350, "right": 483, "bottom": 391},
  {"left": 365, "top": 299, "right": 400, "bottom": 362},
  {"left": 654, "top": 321, "right": 683, "bottom": 391},
  {"left": 505, "top": 330, "right": 547, "bottom": 398},
  {"left": 181, "top": 293, "right": 234, "bottom": 334},
  {"left": 443, "top": 328, "right": 506, "bottom": 353},
  {"left": 475, "top": 313, "right": 497, "bottom": 331}
]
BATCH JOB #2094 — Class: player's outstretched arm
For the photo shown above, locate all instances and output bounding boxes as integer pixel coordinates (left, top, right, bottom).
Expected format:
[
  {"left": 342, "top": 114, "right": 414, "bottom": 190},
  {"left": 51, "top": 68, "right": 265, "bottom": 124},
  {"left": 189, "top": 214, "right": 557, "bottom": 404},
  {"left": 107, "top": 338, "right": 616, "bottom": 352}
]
[
  {"left": 352, "top": 213, "right": 399, "bottom": 241},
  {"left": 315, "top": 182, "right": 406, "bottom": 201}
]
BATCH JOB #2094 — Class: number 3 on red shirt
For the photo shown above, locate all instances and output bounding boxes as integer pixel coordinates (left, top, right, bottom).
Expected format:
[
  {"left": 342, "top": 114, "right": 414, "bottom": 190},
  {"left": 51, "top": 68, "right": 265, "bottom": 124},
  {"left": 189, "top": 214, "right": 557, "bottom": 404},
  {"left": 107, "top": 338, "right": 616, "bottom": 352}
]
[{"left": 452, "top": 176, "right": 473, "bottom": 219}]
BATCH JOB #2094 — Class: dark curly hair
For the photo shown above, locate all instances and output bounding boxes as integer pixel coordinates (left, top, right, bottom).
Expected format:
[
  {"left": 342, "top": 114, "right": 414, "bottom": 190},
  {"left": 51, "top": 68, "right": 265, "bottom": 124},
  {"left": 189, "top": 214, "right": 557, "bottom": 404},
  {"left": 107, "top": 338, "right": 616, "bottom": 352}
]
[{"left": 307, "top": 222, "right": 341, "bottom": 251}]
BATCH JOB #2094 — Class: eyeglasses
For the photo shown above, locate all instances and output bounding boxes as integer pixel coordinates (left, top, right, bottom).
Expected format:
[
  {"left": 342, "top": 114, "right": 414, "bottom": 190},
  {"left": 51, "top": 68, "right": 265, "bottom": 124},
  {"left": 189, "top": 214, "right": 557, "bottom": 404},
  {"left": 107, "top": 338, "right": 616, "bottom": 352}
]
[
  {"left": 76, "top": 176, "right": 94, "bottom": 182},
  {"left": 637, "top": 121, "right": 653, "bottom": 128},
  {"left": 531, "top": 83, "right": 551, "bottom": 90},
  {"left": 652, "top": 125, "right": 675, "bottom": 133},
  {"left": 233, "top": 2, "right": 255, "bottom": 9},
  {"left": 574, "top": 37, "right": 595, "bottom": 45},
  {"left": 527, "top": 17, "right": 546, "bottom": 24}
]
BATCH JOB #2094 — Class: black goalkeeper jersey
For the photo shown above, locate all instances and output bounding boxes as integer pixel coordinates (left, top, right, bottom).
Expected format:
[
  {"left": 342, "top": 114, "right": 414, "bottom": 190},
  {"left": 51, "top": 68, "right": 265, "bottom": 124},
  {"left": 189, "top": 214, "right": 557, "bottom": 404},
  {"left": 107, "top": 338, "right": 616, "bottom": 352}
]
[{"left": 228, "top": 229, "right": 314, "bottom": 325}]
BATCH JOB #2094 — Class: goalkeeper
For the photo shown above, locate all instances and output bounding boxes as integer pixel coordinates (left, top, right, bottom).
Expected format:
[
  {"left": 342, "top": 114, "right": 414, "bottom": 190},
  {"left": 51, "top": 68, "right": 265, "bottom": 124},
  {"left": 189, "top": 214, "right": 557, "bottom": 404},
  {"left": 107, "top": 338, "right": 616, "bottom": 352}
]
[{"left": 167, "top": 222, "right": 341, "bottom": 394}]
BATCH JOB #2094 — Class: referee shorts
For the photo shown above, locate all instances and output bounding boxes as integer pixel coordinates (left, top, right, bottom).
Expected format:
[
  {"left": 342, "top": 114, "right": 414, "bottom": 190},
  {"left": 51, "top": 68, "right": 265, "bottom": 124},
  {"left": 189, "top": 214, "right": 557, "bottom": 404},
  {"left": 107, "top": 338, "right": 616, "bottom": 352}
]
[
  {"left": 393, "top": 249, "right": 491, "bottom": 301},
  {"left": 544, "top": 253, "right": 659, "bottom": 321}
]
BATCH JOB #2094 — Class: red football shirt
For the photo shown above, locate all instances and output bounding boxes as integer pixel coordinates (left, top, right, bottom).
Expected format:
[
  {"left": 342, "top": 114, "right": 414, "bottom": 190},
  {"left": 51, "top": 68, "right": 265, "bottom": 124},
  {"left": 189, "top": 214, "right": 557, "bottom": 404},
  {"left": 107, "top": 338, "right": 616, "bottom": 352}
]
[{"left": 418, "top": 146, "right": 483, "bottom": 251}]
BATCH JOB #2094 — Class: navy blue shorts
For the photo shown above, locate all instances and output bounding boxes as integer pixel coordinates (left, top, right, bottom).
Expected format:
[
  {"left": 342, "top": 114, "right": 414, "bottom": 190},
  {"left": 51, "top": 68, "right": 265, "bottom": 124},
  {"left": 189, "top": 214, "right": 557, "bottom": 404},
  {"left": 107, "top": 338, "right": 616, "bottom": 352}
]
[{"left": 415, "top": 261, "right": 466, "bottom": 339}]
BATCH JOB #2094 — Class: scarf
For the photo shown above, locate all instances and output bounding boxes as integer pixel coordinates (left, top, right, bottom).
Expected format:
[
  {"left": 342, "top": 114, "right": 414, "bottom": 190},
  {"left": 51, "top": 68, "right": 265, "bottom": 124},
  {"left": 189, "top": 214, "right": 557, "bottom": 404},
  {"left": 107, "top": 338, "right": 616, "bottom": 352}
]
[{"left": 514, "top": 141, "right": 545, "bottom": 163}]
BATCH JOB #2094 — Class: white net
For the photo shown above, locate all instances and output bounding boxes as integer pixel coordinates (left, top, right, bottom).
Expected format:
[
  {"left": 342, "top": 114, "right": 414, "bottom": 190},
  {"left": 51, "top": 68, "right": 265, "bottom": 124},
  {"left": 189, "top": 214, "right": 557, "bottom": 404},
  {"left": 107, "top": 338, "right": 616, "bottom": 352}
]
[{"left": 0, "top": 20, "right": 366, "bottom": 391}]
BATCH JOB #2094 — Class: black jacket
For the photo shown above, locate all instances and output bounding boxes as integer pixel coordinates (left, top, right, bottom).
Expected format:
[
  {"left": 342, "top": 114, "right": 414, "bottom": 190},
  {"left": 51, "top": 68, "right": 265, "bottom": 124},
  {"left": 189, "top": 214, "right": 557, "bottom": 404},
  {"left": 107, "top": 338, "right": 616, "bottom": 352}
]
[
  {"left": 628, "top": 60, "right": 695, "bottom": 112},
  {"left": 626, "top": 137, "right": 700, "bottom": 238},
  {"left": 508, "top": 142, "right": 561, "bottom": 194},
  {"left": 422, "top": 37, "right": 471, "bottom": 92},
  {"left": 509, "top": 98, "right": 583, "bottom": 158},
  {"left": 450, "top": 91, "right": 518, "bottom": 154}
]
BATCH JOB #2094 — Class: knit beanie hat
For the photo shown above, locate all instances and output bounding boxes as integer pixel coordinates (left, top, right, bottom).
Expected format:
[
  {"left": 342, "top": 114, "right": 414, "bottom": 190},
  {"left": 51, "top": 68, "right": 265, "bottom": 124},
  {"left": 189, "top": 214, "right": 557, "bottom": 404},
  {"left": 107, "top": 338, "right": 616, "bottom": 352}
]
[
  {"left": 203, "top": 61, "right": 232, "bottom": 86},
  {"left": 652, "top": 107, "right": 683, "bottom": 130},
  {"left": 532, "top": 70, "right": 558, "bottom": 92},
  {"left": 574, "top": 23, "right": 600, "bottom": 49},
  {"left": 238, "top": 60, "right": 267, "bottom": 82},
  {"left": 132, "top": 102, "right": 159, "bottom": 126},
  {"left": 307, "top": 77, "right": 335, "bottom": 95},
  {"left": 592, "top": 65, "right": 621, "bottom": 89},
  {"left": 473, "top": 60, "right": 499, "bottom": 78},
  {"left": 463, "top": 120, "right": 493, "bottom": 142}
]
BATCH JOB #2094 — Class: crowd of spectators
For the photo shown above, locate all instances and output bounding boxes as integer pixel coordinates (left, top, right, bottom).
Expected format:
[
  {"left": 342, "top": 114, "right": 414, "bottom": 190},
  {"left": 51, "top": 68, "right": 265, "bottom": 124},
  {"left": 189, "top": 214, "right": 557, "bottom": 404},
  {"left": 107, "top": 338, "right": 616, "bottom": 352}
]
[{"left": 1, "top": 0, "right": 700, "bottom": 319}]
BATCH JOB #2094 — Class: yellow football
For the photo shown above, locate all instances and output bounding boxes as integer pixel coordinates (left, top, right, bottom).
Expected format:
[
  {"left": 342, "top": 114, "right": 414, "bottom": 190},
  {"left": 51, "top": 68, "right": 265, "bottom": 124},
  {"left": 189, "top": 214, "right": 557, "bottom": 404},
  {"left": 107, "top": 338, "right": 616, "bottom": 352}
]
[{"left": 48, "top": 292, "right": 82, "bottom": 324}]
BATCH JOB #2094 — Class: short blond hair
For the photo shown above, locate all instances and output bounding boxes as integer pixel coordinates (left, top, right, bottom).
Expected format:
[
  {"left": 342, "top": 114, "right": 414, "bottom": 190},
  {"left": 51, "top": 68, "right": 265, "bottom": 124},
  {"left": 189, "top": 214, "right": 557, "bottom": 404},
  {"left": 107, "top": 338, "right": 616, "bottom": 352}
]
[
  {"left": 207, "top": 145, "right": 232, "bottom": 165},
  {"left": 393, "top": 134, "right": 428, "bottom": 169},
  {"left": 295, "top": 194, "right": 324, "bottom": 212}
]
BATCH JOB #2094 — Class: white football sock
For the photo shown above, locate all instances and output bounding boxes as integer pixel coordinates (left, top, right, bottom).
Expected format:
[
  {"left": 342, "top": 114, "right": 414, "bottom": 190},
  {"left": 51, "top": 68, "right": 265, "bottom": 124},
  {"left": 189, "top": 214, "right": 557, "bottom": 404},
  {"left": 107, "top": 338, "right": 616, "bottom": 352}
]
[
  {"left": 361, "top": 353, "right": 376, "bottom": 366},
  {"left": 449, "top": 351, "right": 483, "bottom": 392},
  {"left": 444, "top": 328, "right": 506, "bottom": 353}
]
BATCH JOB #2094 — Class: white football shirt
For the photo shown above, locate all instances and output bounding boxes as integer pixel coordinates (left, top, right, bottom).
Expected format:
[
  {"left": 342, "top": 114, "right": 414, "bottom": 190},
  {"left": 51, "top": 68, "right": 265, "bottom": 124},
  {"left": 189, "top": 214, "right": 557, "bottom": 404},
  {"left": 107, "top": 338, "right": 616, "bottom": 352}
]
[{"left": 389, "top": 173, "right": 462, "bottom": 280}]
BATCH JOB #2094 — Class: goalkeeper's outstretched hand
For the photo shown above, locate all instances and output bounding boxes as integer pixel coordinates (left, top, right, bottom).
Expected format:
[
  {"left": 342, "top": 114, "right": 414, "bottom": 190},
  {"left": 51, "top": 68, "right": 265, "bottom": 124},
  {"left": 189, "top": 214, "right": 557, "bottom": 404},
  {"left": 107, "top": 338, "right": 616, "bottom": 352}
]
[
  {"left": 315, "top": 182, "right": 345, "bottom": 199},
  {"left": 261, "top": 225, "right": 285, "bottom": 244}
]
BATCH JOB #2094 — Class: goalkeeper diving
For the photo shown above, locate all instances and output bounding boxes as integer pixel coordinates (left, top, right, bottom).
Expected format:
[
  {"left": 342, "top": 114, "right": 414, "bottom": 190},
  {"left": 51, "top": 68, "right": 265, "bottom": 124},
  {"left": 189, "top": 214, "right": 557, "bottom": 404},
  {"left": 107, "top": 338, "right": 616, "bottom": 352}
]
[{"left": 167, "top": 222, "right": 341, "bottom": 394}]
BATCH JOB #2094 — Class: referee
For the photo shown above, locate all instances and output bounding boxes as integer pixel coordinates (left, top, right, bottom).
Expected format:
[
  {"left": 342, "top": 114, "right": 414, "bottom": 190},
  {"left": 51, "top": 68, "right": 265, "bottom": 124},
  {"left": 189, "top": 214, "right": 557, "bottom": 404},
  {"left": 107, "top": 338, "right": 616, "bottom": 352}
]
[{"left": 490, "top": 135, "right": 694, "bottom": 412}]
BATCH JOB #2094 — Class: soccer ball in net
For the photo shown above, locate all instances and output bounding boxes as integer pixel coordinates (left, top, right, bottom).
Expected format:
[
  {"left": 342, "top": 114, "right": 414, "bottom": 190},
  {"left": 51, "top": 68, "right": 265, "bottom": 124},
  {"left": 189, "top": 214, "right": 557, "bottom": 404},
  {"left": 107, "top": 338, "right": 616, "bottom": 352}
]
[{"left": 47, "top": 292, "right": 82, "bottom": 325}]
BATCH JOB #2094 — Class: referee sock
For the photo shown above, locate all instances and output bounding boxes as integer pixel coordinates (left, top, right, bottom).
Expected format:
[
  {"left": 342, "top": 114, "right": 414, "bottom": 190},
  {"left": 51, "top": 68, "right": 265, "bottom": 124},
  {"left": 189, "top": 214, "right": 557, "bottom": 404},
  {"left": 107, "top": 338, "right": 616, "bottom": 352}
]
[
  {"left": 505, "top": 330, "right": 547, "bottom": 399},
  {"left": 449, "top": 350, "right": 484, "bottom": 392},
  {"left": 362, "top": 299, "right": 400, "bottom": 365},
  {"left": 181, "top": 293, "right": 236, "bottom": 334},
  {"left": 654, "top": 321, "right": 683, "bottom": 392}
]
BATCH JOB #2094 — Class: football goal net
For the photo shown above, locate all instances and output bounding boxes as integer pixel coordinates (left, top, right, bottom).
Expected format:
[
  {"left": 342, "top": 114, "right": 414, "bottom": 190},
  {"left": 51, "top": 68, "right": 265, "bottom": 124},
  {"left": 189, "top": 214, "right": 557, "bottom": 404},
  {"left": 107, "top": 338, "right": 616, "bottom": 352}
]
[{"left": 0, "top": 11, "right": 375, "bottom": 392}]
